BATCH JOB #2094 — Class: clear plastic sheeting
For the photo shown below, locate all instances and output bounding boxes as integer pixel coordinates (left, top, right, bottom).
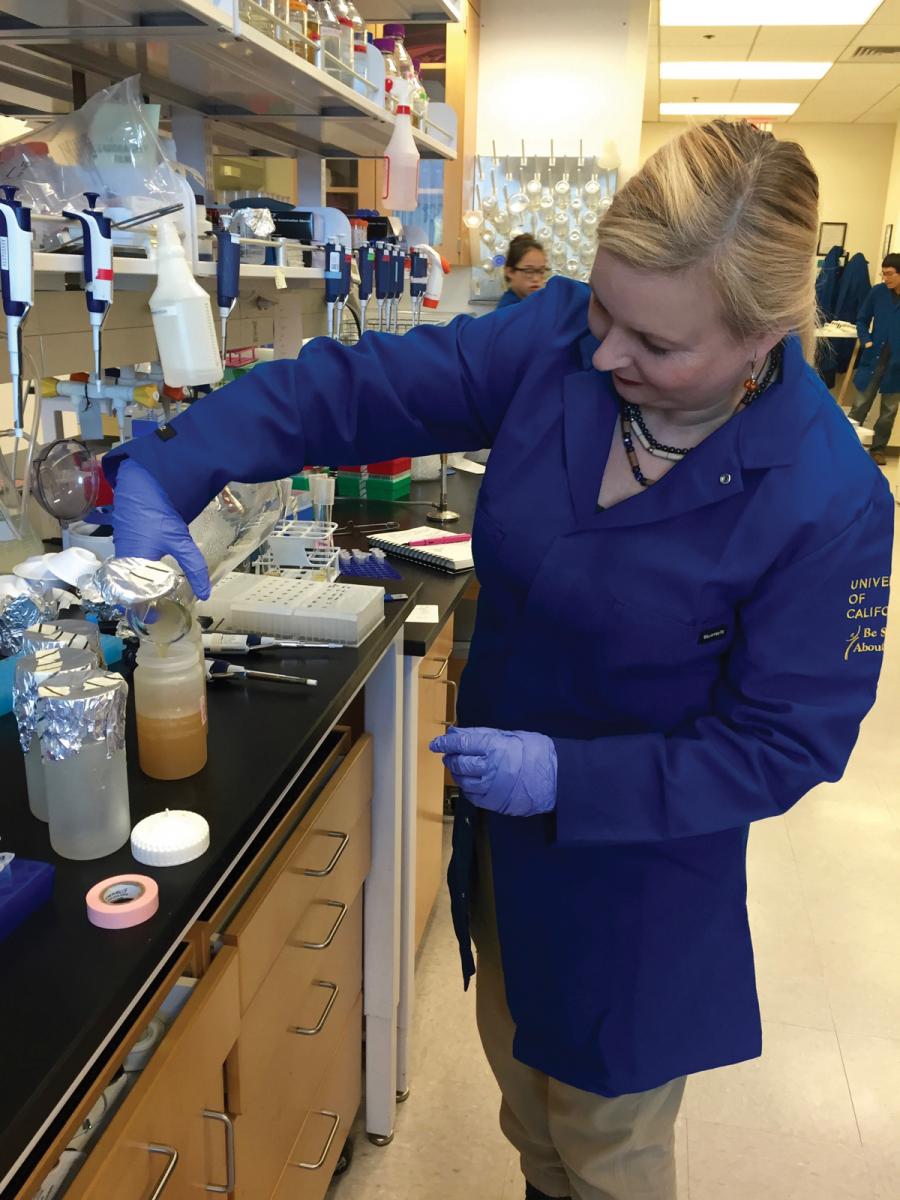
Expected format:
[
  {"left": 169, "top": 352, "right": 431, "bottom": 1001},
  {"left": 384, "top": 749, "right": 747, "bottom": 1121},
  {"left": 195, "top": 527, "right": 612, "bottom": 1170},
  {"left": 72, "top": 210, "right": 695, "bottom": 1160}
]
[
  {"left": 190, "top": 480, "right": 290, "bottom": 586},
  {"left": 0, "top": 76, "right": 184, "bottom": 249}
]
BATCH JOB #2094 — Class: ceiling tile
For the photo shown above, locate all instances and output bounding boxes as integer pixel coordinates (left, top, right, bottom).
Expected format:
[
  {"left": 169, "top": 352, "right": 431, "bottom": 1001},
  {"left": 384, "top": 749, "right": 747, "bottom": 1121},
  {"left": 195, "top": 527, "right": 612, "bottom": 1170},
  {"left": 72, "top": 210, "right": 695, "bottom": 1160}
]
[
  {"left": 855, "top": 84, "right": 900, "bottom": 118},
  {"left": 751, "top": 27, "right": 854, "bottom": 56},
  {"left": 731, "top": 79, "right": 818, "bottom": 102},
  {"left": 660, "top": 80, "right": 741, "bottom": 101},
  {"left": 862, "top": 0, "right": 900, "bottom": 28},
  {"left": 660, "top": 42, "right": 754, "bottom": 61},
  {"left": 660, "top": 26, "right": 757, "bottom": 49},
  {"left": 842, "top": 25, "right": 900, "bottom": 58}
]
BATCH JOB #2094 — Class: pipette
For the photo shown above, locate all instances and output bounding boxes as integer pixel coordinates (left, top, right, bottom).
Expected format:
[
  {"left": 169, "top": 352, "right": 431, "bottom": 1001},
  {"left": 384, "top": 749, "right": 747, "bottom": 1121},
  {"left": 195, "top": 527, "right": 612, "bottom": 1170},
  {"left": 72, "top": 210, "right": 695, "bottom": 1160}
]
[
  {"left": 0, "top": 185, "right": 34, "bottom": 438},
  {"left": 324, "top": 239, "right": 342, "bottom": 339},
  {"left": 392, "top": 245, "right": 406, "bottom": 333},
  {"left": 202, "top": 632, "right": 344, "bottom": 654},
  {"left": 357, "top": 243, "right": 375, "bottom": 334},
  {"left": 205, "top": 658, "right": 318, "bottom": 687},
  {"left": 61, "top": 193, "right": 113, "bottom": 388},
  {"left": 409, "top": 248, "right": 427, "bottom": 326},
  {"left": 215, "top": 223, "right": 241, "bottom": 366},
  {"left": 375, "top": 242, "right": 392, "bottom": 330},
  {"left": 334, "top": 242, "right": 353, "bottom": 341}
]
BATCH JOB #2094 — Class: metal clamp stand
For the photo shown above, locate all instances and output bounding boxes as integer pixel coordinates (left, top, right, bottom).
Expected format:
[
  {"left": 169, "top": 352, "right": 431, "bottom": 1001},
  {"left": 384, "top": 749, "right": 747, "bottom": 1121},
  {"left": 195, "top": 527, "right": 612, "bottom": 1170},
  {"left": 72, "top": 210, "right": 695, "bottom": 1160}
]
[{"left": 426, "top": 454, "right": 459, "bottom": 524}]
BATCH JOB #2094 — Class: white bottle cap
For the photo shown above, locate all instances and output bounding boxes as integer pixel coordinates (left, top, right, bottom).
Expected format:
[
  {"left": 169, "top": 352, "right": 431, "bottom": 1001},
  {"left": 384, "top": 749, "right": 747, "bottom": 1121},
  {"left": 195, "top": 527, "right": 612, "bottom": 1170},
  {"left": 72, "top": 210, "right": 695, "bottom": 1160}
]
[{"left": 130, "top": 809, "right": 210, "bottom": 867}]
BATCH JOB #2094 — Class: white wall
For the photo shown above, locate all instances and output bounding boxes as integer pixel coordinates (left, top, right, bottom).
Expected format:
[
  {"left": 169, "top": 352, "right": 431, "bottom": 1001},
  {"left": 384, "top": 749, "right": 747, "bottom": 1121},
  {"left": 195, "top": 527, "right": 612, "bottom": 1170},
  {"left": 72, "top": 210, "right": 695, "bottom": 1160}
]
[
  {"left": 880, "top": 118, "right": 900, "bottom": 258},
  {"left": 476, "top": 0, "right": 650, "bottom": 176},
  {"left": 640, "top": 122, "right": 896, "bottom": 273}
]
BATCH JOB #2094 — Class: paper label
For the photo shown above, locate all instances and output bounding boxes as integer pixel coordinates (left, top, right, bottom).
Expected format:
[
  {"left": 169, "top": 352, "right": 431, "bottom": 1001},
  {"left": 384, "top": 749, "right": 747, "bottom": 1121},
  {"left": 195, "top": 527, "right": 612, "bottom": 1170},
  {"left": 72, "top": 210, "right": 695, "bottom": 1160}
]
[{"left": 274, "top": 267, "right": 287, "bottom": 290}]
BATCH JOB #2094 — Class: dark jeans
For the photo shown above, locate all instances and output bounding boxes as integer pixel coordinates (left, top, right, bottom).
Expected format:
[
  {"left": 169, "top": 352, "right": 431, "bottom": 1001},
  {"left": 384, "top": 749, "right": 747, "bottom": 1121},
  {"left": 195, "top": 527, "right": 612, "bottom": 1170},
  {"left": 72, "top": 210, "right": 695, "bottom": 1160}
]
[{"left": 849, "top": 355, "right": 899, "bottom": 452}]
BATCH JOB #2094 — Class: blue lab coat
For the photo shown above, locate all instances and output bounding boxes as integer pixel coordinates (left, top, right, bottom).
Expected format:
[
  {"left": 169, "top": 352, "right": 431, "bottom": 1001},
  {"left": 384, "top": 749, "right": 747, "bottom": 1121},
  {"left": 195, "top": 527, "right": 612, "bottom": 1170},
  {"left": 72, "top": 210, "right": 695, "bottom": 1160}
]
[
  {"left": 106, "top": 277, "right": 893, "bottom": 1098},
  {"left": 854, "top": 282, "right": 900, "bottom": 394},
  {"left": 815, "top": 244, "right": 843, "bottom": 321},
  {"left": 495, "top": 288, "right": 522, "bottom": 310},
  {"left": 832, "top": 252, "right": 871, "bottom": 374}
]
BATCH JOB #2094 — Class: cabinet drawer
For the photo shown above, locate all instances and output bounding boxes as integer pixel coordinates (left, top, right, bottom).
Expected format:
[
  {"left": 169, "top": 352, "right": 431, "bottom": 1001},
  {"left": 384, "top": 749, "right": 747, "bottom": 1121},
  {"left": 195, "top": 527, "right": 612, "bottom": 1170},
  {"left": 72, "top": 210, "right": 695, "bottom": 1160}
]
[
  {"left": 67, "top": 946, "right": 240, "bottom": 1200},
  {"left": 231, "top": 898, "right": 363, "bottom": 1200},
  {"left": 228, "top": 735, "right": 372, "bottom": 1010},
  {"left": 271, "top": 995, "right": 363, "bottom": 1200}
]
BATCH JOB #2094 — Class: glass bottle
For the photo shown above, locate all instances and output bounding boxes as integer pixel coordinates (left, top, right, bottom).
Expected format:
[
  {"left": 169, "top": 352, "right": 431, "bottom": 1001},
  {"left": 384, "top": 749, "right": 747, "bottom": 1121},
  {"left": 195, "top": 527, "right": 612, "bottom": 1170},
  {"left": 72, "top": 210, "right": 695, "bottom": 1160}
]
[
  {"left": 37, "top": 669, "right": 131, "bottom": 861},
  {"left": 315, "top": 0, "right": 344, "bottom": 79},
  {"left": 289, "top": 0, "right": 309, "bottom": 58},
  {"left": 373, "top": 38, "right": 399, "bottom": 112},
  {"left": 333, "top": 0, "right": 356, "bottom": 85},
  {"left": 272, "top": 0, "right": 292, "bottom": 46},
  {"left": 411, "top": 59, "right": 429, "bottom": 130},
  {"left": 134, "top": 637, "right": 208, "bottom": 781},
  {"left": 13, "top": 646, "right": 96, "bottom": 822},
  {"left": 305, "top": 0, "right": 320, "bottom": 63}
]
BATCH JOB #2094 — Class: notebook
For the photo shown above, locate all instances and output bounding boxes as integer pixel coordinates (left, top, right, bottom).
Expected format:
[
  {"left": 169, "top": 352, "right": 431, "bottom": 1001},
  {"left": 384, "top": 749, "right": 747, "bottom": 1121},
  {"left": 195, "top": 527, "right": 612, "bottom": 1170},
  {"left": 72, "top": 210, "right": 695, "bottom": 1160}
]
[{"left": 366, "top": 526, "right": 474, "bottom": 573}]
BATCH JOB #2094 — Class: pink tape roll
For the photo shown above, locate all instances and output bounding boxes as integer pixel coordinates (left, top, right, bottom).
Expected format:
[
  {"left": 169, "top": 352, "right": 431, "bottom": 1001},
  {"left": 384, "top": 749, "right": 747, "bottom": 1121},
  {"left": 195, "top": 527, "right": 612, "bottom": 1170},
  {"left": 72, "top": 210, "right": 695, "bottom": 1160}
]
[{"left": 86, "top": 875, "right": 159, "bottom": 930}]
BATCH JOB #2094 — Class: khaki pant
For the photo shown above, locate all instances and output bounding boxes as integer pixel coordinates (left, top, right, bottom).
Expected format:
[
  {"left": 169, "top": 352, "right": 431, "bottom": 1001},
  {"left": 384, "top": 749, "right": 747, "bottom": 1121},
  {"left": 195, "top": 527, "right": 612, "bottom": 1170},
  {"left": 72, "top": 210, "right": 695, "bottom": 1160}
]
[{"left": 470, "top": 824, "right": 686, "bottom": 1200}]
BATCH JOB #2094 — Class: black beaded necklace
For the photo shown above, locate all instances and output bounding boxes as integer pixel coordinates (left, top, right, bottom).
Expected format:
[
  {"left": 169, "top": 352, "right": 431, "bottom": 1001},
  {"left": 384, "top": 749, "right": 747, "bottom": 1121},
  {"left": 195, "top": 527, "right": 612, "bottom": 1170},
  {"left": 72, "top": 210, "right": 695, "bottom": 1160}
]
[{"left": 619, "top": 344, "right": 782, "bottom": 488}]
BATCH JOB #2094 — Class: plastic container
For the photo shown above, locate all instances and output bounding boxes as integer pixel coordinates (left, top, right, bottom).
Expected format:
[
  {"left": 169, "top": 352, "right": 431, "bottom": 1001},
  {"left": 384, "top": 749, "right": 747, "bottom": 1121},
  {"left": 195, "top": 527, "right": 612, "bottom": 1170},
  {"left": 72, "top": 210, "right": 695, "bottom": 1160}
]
[
  {"left": 149, "top": 219, "right": 222, "bottom": 388},
  {"left": 37, "top": 669, "right": 130, "bottom": 861},
  {"left": 382, "top": 78, "right": 419, "bottom": 212},
  {"left": 315, "top": 0, "right": 344, "bottom": 79},
  {"left": 374, "top": 38, "right": 400, "bottom": 111},
  {"left": 383, "top": 23, "right": 415, "bottom": 80},
  {"left": 134, "top": 638, "right": 208, "bottom": 781},
  {"left": 13, "top": 646, "right": 96, "bottom": 821}
]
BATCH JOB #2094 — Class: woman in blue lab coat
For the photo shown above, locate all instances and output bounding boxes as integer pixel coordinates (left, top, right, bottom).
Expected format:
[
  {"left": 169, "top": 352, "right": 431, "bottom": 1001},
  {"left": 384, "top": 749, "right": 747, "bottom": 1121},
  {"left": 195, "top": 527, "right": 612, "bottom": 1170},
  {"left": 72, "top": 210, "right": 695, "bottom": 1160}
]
[
  {"left": 108, "top": 122, "right": 893, "bottom": 1200},
  {"left": 496, "top": 233, "right": 547, "bottom": 309}
]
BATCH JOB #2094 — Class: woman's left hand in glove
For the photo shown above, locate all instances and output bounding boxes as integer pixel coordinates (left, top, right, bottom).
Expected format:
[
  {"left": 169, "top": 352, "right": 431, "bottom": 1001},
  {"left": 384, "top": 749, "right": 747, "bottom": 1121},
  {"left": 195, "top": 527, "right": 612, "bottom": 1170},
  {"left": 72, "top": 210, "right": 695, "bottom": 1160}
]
[{"left": 430, "top": 726, "right": 557, "bottom": 817}]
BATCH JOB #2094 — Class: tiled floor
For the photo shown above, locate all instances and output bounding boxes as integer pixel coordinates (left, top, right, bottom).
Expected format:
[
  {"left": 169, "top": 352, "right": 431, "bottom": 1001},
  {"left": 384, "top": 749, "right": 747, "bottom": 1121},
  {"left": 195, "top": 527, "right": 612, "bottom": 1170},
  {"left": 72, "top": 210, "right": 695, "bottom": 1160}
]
[{"left": 333, "top": 458, "right": 900, "bottom": 1200}]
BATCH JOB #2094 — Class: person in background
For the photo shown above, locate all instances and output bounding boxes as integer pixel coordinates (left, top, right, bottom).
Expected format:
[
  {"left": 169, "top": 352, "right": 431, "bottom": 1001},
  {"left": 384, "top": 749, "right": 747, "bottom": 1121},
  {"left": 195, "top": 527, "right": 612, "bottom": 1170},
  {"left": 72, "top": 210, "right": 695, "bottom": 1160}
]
[
  {"left": 849, "top": 252, "right": 900, "bottom": 465},
  {"left": 497, "top": 234, "right": 547, "bottom": 309}
]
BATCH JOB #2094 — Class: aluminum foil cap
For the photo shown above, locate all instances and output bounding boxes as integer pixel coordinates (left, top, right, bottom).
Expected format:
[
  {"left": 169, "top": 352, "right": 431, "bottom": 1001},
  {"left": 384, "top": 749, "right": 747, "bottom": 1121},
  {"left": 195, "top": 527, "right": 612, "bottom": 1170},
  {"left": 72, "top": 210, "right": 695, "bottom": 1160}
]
[
  {"left": 36, "top": 669, "right": 128, "bottom": 762},
  {"left": 22, "top": 620, "right": 101, "bottom": 660},
  {"left": 0, "top": 593, "right": 43, "bottom": 657},
  {"left": 13, "top": 646, "right": 97, "bottom": 752},
  {"left": 93, "top": 557, "right": 181, "bottom": 608}
]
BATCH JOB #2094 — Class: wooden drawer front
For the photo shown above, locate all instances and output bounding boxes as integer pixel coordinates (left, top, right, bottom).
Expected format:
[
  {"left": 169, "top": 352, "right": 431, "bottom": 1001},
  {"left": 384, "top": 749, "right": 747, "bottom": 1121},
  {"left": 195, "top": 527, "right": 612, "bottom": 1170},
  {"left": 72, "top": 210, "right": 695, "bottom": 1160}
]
[
  {"left": 67, "top": 947, "right": 240, "bottom": 1200},
  {"left": 272, "top": 996, "right": 363, "bottom": 1200},
  {"left": 230, "top": 735, "right": 373, "bottom": 1010},
  {"left": 231, "top": 897, "right": 363, "bottom": 1200}
]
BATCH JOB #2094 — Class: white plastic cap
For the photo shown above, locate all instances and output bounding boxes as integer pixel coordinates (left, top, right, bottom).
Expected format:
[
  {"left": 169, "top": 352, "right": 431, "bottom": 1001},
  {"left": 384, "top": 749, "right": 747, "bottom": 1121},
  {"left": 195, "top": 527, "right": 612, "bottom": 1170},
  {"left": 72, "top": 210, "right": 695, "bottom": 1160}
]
[{"left": 130, "top": 809, "right": 210, "bottom": 867}]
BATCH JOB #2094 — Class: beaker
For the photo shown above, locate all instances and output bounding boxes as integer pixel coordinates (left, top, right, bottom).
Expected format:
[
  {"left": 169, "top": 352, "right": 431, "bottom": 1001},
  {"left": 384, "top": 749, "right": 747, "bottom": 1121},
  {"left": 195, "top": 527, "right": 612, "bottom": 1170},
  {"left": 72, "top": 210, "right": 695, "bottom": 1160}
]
[
  {"left": 507, "top": 192, "right": 529, "bottom": 216},
  {"left": 0, "top": 454, "right": 43, "bottom": 574},
  {"left": 493, "top": 209, "right": 510, "bottom": 233}
]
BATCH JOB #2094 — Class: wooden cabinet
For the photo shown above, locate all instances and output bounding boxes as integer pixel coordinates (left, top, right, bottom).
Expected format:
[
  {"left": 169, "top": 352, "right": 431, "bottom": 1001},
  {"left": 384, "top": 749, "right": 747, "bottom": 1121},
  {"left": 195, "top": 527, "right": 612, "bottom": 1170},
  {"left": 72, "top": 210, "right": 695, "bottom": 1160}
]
[
  {"left": 45, "top": 731, "right": 374, "bottom": 1200},
  {"left": 66, "top": 946, "right": 240, "bottom": 1200},
  {"left": 415, "top": 616, "right": 455, "bottom": 948}
]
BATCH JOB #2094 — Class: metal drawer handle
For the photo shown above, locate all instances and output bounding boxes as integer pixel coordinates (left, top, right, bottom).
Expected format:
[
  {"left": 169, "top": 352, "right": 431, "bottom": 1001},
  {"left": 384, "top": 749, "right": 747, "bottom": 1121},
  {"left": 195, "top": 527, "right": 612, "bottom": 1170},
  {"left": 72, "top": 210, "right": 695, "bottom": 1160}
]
[
  {"left": 147, "top": 1144, "right": 179, "bottom": 1199},
  {"left": 202, "top": 1110, "right": 236, "bottom": 1194},
  {"left": 292, "top": 1110, "right": 341, "bottom": 1171},
  {"left": 421, "top": 654, "right": 450, "bottom": 681},
  {"left": 289, "top": 980, "right": 339, "bottom": 1036},
  {"left": 295, "top": 829, "right": 350, "bottom": 878},
  {"left": 301, "top": 899, "right": 347, "bottom": 949},
  {"left": 441, "top": 677, "right": 458, "bottom": 725}
]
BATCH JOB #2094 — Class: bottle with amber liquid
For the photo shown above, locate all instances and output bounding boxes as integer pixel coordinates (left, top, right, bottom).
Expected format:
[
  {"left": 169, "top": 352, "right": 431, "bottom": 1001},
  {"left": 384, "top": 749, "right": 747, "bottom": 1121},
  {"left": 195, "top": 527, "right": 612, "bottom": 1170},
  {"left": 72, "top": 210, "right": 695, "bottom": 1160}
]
[{"left": 134, "top": 638, "right": 208, "bottom": 781}]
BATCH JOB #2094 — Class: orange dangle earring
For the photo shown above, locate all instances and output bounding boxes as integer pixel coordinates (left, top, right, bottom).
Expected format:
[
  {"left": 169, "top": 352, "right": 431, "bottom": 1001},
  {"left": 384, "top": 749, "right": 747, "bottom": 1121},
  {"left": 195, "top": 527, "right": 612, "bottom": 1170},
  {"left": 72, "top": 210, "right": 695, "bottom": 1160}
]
[{"left": 744, "top": 355, "right": 759, "bottom": 395}]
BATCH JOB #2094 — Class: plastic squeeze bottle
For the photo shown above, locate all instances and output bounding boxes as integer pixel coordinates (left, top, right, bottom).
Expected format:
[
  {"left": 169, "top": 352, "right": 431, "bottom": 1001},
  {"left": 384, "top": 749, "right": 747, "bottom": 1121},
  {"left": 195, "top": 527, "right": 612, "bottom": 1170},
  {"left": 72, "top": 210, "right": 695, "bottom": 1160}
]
[
  {"left": 149, "top": 218, "right": 222, "bottom": 387},
  {"left": 383, "top": 78, "right": 420, "bottom": 212}
]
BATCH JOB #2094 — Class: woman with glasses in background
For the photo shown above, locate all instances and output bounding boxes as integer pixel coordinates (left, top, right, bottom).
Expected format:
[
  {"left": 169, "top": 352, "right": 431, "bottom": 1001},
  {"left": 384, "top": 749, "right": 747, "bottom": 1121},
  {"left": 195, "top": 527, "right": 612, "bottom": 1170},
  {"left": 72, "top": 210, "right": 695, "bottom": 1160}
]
[{"left": 497, "top": 234, "right": 547, "bottom": 309}]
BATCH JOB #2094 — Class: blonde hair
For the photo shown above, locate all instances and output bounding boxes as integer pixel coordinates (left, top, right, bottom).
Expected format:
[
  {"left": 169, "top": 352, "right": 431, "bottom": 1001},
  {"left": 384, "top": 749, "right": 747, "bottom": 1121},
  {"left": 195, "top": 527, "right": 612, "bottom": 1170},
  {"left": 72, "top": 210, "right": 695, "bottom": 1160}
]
[{"left": 595, "top": 121, "right": 820, "bottom": 361}]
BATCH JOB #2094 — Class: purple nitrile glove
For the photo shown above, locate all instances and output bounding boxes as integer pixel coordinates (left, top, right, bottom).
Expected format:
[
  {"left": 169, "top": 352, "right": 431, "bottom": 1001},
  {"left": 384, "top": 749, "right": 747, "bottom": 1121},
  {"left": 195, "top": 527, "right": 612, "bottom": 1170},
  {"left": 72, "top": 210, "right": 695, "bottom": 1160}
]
[
  {"left": 111, "top": 459, "right": 211, "bottom": 599},
  {"left": 430, "top": 726, "right": 557, "bottom": 818}
]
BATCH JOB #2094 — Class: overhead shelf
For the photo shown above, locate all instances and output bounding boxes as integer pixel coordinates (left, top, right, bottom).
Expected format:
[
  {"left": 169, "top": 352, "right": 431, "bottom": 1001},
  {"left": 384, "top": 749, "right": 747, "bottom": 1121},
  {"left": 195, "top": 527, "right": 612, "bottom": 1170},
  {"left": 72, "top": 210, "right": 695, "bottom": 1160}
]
[{"left": 0, "top": 0, "right": 457, "bottom": 160}]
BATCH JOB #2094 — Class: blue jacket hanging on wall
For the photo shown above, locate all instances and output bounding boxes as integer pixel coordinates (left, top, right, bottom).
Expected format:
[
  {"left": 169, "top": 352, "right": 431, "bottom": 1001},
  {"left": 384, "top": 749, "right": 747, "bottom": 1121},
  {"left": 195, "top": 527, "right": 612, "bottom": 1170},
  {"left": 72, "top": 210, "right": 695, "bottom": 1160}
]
[
  {"left": 105, "top": 277, "right": 893, "bottom": 1099},
  {"left": 833, "top": 252, "right": 871, "bottom": 373}
]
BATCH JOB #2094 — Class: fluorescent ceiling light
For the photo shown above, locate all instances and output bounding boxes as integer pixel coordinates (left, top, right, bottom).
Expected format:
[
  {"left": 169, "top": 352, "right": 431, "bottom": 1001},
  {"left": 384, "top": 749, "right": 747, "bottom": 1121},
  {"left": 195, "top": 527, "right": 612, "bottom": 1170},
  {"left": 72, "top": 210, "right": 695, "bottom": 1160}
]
[
  {"left": 660, "top": 102, "right": 799, "bottom": 116},
  {"left": 661, "top": 61, "right": 830, "bottom": 80},
  {"left": 660, "top": 0, "right": 879, "bottom": 25}
]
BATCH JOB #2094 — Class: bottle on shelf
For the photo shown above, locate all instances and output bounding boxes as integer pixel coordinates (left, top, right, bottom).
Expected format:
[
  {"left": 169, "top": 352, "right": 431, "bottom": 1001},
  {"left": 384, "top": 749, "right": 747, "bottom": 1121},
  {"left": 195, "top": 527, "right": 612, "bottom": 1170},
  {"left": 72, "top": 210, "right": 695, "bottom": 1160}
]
[
  {"left": 241, "top": 0, "right": 276, "bottom": 39},
  {"left": 373, "top": 37, "right": 400, "bottom": 112},
  {"left": 304, "top": 0, "right": 320, "bottom": 63},
  {"left": 315, "top": 0, "right": 344, "bottom": 79},
  {"left": 134, "top": 636, "right": 208, "bottom": 781},
  {"left": 333, "top": 0, "right": 356, "bottom": 85},
  {"left": 383, "top": 23, "right": 415, "bottom": 81},
  {"left": 349, "top": 0, "right": 368, "bottom": 85},
  {"left": 288, "top": 0, "right": 310, "bottom": 58}
]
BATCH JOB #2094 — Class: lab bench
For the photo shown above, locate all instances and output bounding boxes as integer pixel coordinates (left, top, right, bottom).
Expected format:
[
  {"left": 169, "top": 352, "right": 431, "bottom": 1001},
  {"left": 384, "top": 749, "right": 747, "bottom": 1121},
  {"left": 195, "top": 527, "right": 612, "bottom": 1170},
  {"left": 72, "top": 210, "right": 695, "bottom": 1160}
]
[{"left": 0, "top": 469, "right": 482, "bottom": 1199}]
